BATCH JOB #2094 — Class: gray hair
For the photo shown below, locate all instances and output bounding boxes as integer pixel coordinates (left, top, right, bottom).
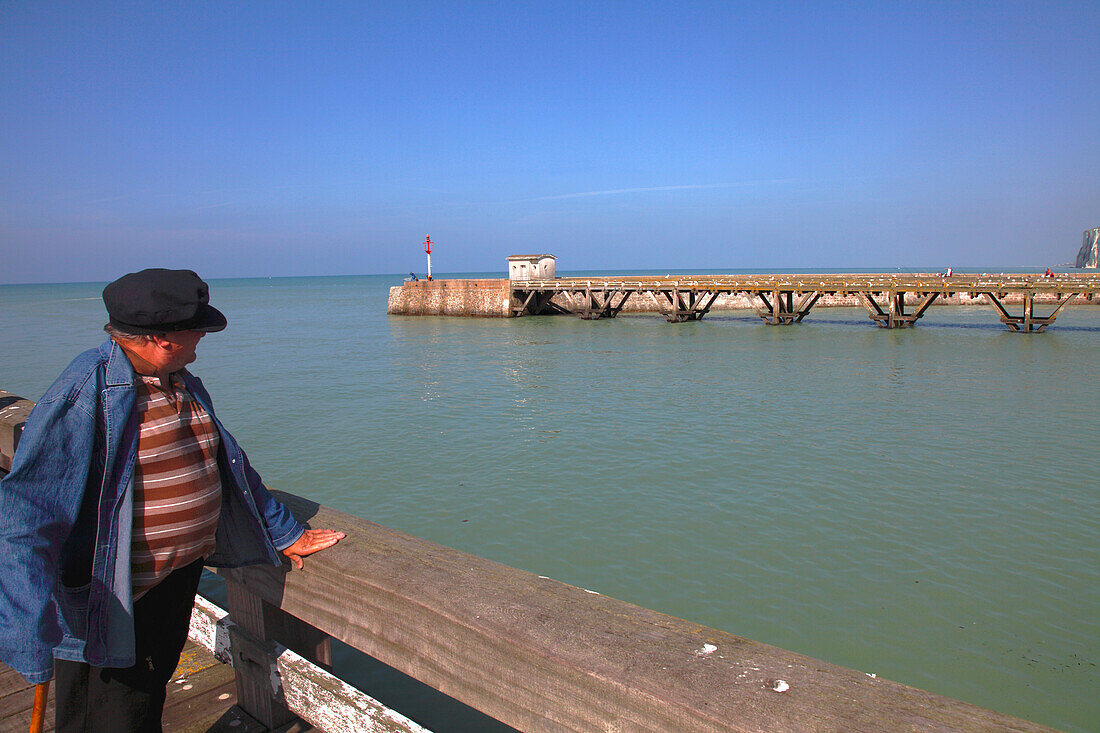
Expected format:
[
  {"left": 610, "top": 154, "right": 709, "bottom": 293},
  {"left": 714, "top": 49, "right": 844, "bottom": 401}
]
[{"left": 104, "top": 324, "right": 158, "bottom": 345}]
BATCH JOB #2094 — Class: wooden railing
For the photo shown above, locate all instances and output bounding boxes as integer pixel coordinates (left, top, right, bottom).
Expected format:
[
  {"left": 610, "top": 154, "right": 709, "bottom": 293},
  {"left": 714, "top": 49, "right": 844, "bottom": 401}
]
[
  {"left": 515, "top": 272, "right": 1100, "bottom": 293},
  {"left": 1, "top": 389, "right": 1055, "bottom": 732}
]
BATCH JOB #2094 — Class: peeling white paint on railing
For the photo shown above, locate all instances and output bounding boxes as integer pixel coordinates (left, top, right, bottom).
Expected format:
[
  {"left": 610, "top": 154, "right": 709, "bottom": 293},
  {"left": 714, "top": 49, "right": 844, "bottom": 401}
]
[{"left": 188, "top": 595, "right": 432, "bottom": 733}]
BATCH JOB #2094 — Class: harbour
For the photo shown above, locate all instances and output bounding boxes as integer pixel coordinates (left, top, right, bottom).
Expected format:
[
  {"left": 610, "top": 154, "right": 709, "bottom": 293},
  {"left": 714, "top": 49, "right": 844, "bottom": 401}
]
[
  {"left": 5, "top": 2, "right": 1099, "bottom": 730},
  {"left": 1, "top": 275, "right": 1097, "bottom": 731}
]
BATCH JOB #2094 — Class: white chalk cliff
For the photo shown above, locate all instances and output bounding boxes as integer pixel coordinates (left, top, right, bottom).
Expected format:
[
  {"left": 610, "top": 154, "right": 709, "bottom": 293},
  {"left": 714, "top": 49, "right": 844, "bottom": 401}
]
[{"left": 1077, "top": 228, "right": 1099, "bottom": 269}]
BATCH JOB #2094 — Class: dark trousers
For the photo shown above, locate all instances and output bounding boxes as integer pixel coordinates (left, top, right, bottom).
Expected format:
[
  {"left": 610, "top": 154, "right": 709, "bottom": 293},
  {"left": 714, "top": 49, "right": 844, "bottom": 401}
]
[{"left": 54, "top": 558, "right": 205, "bottom": 733}]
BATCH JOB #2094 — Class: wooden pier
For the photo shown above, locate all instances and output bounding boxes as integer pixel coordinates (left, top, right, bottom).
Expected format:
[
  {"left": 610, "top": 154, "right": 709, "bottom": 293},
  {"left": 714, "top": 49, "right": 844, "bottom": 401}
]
[
  {"left": 510, "top": 272, "right": 1100, "bottom": 330},
  {"left": 0, "top": 640, "right": 269, "bottom": 733},
  {"left": 0, "top": 390, "right": 1062, "bottom": 732}
]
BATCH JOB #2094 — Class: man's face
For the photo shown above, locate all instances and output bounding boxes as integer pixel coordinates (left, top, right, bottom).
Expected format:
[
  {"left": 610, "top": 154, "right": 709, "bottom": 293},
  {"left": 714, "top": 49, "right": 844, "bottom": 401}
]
[{"left": 156, "top": 330, "right": 205, "bottom": 372}]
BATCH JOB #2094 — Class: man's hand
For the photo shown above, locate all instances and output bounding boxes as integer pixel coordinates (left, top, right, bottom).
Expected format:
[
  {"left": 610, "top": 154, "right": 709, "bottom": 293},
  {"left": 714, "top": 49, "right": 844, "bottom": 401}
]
[{"left": 282, "top": 529, "right": 346, "bottom": 570}]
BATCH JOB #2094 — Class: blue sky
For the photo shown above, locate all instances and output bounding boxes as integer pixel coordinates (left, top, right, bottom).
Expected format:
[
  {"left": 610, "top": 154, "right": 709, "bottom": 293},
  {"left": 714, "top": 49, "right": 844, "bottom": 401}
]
[{"left": 2, "top": 1, "right": 1098, "bottom": 283}]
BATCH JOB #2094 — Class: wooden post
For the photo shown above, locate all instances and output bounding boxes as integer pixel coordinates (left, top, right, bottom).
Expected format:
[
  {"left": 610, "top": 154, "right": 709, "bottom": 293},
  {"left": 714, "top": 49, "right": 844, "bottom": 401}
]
[
  {"left": 188, "top": 595, "right": 425, "bottom": 733},
  {"left": 225, "top": 578, "right": 300, "bottom": 730},
  {"left": 888, "top": 290, "right": 901, "bottom": 328}
]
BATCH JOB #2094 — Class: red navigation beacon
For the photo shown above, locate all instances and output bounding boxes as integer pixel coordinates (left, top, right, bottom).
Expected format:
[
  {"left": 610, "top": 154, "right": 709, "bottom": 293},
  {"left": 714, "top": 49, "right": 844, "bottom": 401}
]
[{"left": 424, "top": 235, "right": 433, "bottom": 281}]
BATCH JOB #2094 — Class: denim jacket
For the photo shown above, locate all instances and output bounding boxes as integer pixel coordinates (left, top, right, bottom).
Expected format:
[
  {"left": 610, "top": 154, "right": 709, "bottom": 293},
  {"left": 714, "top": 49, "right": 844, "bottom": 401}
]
[{"left": 0, "top": 340, "right": 304, "bottom": 684}]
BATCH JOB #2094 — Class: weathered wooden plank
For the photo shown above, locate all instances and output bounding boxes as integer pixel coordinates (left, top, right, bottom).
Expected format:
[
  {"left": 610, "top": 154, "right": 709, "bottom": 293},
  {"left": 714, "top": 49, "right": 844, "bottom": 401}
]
[
  {"left": 220, "top": 494, "right": 1055, "bottom": 733},
  {"left": 0, "top": 694, "right": 54, "bottom": 733},
  {"left": 0, "top": 639, "right": 232, "bottom": 733},
  {"left": 0, "top": 674, "right": 54, "bottom": 733},
  {"left": 0, "top": 663, "right": 32, "bottom": 700},
  {"left": 163, "top": 646, "right": 241, "bottom": 733},
  {"left": 276, "top": 644, "right": 431, "bottom": 733},
  {"left": 203, "top": 705, "right": 270, "bottom": 733}
]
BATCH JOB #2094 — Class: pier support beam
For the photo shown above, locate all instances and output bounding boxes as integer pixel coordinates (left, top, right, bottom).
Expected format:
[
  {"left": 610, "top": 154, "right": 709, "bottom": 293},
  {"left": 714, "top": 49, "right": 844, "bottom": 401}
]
[
  {"left": 556, "top": 288, "right": 631, "bottom": 319},
  {"left": 224, "top": 579, "right": 299, "bottom": 730},
  {"left": 858, "top": 291, "right": 939, "bottom": 328},
  {"left": 657, "top": 288, "right": 720, "bottom": 322},
  {"left": 983, "top": 292, "right": 1078, "bottom": 332},
  {"left": 581, "top": 288, "right": 631, "bottom": 320},
  {"left": 511, "top": 289, "right": 569, "bottom": 317},
  {"left": 750, "top": 290, "right": 821, "bottom": 325}
]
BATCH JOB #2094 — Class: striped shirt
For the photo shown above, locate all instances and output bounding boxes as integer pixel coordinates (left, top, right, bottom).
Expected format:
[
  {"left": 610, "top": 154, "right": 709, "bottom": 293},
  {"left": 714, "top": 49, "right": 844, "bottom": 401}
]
[{"left": 131, "top": 372, "right": 222, "bottom": 599}]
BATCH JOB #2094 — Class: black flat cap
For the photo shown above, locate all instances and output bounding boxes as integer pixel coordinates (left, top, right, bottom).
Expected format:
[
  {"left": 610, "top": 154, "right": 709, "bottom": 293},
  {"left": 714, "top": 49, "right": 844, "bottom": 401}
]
[{"left": 103, "top": 268, "right": 227, "bottom": 335}]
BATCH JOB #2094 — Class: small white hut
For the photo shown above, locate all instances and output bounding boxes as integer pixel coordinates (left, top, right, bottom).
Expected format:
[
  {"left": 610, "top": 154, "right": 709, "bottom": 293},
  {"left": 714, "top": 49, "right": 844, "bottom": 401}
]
[{"left": 507, "top": 254, "right": 557, "bottom": 281}]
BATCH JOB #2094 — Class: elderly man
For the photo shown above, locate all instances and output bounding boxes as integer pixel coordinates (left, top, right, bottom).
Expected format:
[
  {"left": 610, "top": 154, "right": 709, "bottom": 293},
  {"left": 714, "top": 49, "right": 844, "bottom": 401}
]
[{"left": 0, "top": 269, "right": 344, "bottom": 732}]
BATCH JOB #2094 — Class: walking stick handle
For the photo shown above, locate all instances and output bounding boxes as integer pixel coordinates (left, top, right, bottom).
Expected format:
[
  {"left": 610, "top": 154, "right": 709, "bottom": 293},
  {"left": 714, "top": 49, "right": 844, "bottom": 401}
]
[{"left": 30, "top": 680, "right": 49, "bottom": 733}]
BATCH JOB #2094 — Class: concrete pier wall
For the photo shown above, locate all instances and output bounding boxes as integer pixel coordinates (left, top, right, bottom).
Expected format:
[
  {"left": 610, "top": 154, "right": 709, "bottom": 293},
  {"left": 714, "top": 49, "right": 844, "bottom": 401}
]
[{"left": 387, "top": 279, "right": 511, "bottom": 317}]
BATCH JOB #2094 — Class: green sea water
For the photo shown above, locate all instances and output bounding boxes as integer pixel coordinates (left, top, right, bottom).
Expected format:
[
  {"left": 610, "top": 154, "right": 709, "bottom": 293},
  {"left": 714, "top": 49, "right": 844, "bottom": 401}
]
[{"left": 1, "top": 274, "right": 1097, "bottom": 731}]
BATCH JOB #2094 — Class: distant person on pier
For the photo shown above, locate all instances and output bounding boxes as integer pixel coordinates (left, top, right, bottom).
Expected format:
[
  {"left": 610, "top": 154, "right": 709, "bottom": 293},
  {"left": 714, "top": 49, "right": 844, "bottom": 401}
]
[{"left": 0, "top": 268, "right": 345, "bottom": 732}]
